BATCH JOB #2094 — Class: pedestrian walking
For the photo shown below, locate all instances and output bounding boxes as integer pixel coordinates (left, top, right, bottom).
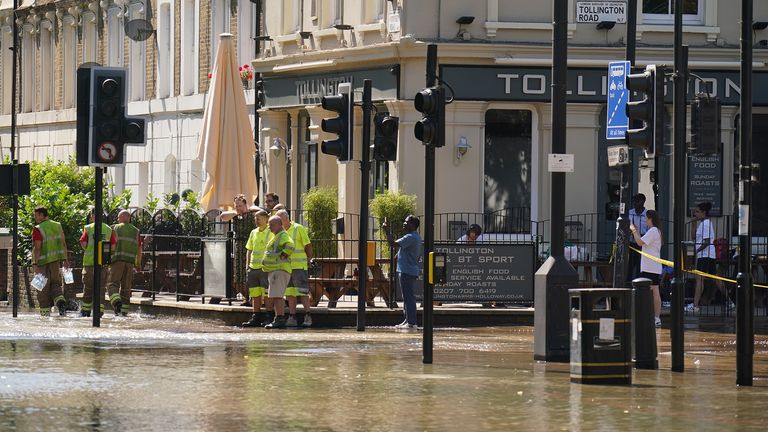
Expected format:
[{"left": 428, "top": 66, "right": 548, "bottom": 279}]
[
  {"left": 106, "top": 210, "right": 141, "bottom": 316},
  {"left": 242, "top": 210, "right": 273, "bottom": 327},
  {"left": 79, "top": 209, "right": 112, "bottom": 317},
  {"left": 262, "top": 215, "right": 294, "bottom": 329},
  {"left": 276, "top": 209, "right": 313, "bottom": 327},
  {"left": 687, "top": 202, "right": 732, "bottom": 312},
  {"left": 31, "top": 206, "right": 70, "bottom": 316},
  {"left": 630, "top": 209, "right": 663, "bottom": 327},
  {"left": 383, "top": 215, "right": 422, "bottom": 329}
]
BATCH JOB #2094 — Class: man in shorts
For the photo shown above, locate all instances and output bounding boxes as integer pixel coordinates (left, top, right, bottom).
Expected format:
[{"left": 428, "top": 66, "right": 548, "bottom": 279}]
[
  {"left": 262, "top": 216, "right": 294, "bottom": 329},
  {"left": 276, "top": 209, "right": 313, "bottom": 327},
  {"left": 242, "top": 210, "right": 273, "bottom": 327}
]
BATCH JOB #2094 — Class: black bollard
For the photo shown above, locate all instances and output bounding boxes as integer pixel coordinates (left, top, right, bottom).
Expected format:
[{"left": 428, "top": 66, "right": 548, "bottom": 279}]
[{"left": 631, "top": 278, "right": 658, "bottom": 369}]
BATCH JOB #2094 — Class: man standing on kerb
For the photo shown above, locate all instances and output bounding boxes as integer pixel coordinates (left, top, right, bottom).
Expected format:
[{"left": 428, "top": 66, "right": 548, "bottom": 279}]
[{"left": 383, "top": 215, "right": 422, "bottom": 330}]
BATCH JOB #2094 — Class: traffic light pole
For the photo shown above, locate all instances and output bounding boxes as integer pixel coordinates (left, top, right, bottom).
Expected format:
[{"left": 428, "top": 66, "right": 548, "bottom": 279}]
[
  {"left": 11, "top": 0, "right": 19, "bottom": 318},
  {"left": 736, "top": 0, "right": 754, "bottom": 386},
  {"left": 670, "top": 0, "right": 687, "bottom": 372},
  {"left": 422, "top": 44, "right": 437, "bottom": 365},
  {"left": 93, "top": 167, "right": 103, "bottom": 328},
  {"left": 357, "top": 80, "right": 373, "bottom": 332}
]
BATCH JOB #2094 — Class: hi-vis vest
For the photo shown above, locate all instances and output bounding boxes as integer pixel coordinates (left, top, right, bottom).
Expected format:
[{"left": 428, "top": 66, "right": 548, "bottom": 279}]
[
  {"left": 36, "top": 220, "right": 67, "bottom": 265},
  {"left": 261, "top": 230, "right": 293, "bottom": 273},
  {"left": 82, "top": 223, "right": 112, "bottom": 267},
  {"left": 248, "top": 227, "right": 271, "bottom": 270},
  {"left": 112, "top": 223, "right": 140, "bottom": 264},
  {"left": 286, "top": 223, "right": 310, "bottom": 270}
]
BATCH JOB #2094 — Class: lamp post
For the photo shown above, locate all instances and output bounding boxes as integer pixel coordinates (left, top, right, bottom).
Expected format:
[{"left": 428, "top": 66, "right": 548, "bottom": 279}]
[{"left": 11, "top": 0, "right": 19, "bottom": 317}]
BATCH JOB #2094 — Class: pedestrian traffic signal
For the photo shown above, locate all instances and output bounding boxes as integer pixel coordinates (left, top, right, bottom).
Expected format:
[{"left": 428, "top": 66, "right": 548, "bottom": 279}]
[
  {"left": 76, "top": 67, "right": 146, "bottom": 167},
  {"left": 371, "top": 114, "right": 399, "bottom": 161},
  {"left": 625, "top": 65, "right": 663, "bottom": 158},
  {"left": 414, "top": 86, "right": 445, "bottom": 147},
  {"left": 320, "top": 82, "right": 353, "bottom": 162},
  {"left": 691, "top": 96, "right": 720, "bottom": 155}
]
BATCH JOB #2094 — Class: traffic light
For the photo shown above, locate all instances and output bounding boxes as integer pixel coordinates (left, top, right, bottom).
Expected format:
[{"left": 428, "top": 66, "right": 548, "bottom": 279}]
[
  {"left": 414, "top": 86, "right": 445, "bottom": 147},
  {"left": 371, "top": 113, "right": 399, "bottom": 161},
  {"left": 76, "top": 67, "right": 146, "bottom": 167},
  {"left": 320, "top": 82, "right": 353, "bottom": 162},
  {"left": 691, "top": 96, "right": 720, "bottom": 155},
  {"left": 625, "top": 65, "right": 663, "bottom": 158}
]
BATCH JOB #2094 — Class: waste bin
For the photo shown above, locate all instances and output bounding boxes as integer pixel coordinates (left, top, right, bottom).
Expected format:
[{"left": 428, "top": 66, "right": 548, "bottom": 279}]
[{"left": 569, "top": 288, "right": 632, "bottom": 385}]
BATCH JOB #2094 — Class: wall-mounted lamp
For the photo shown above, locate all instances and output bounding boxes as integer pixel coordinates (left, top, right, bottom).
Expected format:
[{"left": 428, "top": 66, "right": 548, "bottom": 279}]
[
  {"left": 753, "top": 21, "right": 768, "bottom": 31},
  {"left": 456, "top": 16, "right": 475, "bottom": 40},
  {"left": 456, "top": 136, "right": 471, "bottom": 160},
  {"left": 270, "top": 137, "right": 290, "bottom": 158},
  {"left": 596, "top": 21, "right": 616, "bottom": 30}
]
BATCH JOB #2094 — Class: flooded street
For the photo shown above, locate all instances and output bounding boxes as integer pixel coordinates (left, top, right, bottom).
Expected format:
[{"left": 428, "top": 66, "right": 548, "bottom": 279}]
[{"left": 1, "top": 313, "right": 768, "bottom": 431}]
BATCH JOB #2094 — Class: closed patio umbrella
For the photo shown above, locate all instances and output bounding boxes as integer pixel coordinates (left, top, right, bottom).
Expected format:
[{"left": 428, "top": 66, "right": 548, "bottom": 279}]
[{"left": 197, "top": 33, "right": 257, "bottom": 211}]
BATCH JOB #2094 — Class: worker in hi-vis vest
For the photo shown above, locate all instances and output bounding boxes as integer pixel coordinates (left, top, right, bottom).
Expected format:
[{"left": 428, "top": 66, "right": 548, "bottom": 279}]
[
  {"left": 31, "top": 206, "right": 70, "bottom": 316},
  {"left": 79, "top": 208, "right": 112, "bottom": 317},
  {"left": 107, "top": 210, "right": 141, "bottom": 316}
]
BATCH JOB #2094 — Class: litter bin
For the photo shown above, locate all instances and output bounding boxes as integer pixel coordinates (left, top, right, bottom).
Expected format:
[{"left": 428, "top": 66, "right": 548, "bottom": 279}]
[{"left": 569, "top": 288, "right": 632, "bottom": 385}]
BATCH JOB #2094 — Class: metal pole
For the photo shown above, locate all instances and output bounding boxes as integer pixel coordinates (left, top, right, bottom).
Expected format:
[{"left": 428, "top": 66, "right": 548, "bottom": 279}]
[
  {"left": 357, "top": 79, "right": 372, "bottom": 332},
  {"left": 253, "top": 0, "right": 263, "bottom": 205},
  {"left": 614, "top": 0, "right": 637, "bottom": 289},
  {"left": 533, "top": 0, "right": 578, "bottom": 362},
  {"left": 11, "top": 0, "right": 19, "bottom": 317},
  {"left": 423, "top": 44, "right": 437, "bottom": 365},
  {"left": 736, "top": 0, "right": 754, "bottom": 386},
  {"left": 670, "top": 0, "right": 687, "bottom": 373},
  {"left": 93, "top": 168, "right": 103, "bottom": 327}
]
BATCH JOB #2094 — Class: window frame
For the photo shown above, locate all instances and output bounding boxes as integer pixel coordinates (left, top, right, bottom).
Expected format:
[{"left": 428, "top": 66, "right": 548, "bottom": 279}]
[{"left": 641, "top": 0, "right": 704, "bottom": 25}]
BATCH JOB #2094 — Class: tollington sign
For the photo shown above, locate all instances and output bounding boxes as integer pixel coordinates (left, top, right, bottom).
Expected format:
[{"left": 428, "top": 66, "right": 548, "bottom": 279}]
[
  {"left": 441, "top": 66, "right": 765, "bottom": 105},
  {"left": 576, "top": 1, "right": 627, "bottom": 23},
  {"left": 414, "top": 243, "right": 535, "bottom": 302}
]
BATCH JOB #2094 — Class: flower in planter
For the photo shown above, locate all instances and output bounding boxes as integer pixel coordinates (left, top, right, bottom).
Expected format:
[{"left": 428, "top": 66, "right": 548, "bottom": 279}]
[{"left": 239, "top": 64, "right": 253, "bottom": 82}]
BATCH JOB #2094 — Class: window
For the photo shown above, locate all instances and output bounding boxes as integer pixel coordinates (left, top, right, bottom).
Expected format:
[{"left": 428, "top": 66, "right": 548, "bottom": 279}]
[
  {"left": 642, "top": 0, "right": 703, "bottom": 24},
  {"left": 331, "top": 0, "right": 343, "bottom": 26},
  {"left": 21, "top": 25, "right": 34, "bottom": 112},
  {"left": 82, "top": 13, "right": 98, "bottom": 63},
  {"left": 0, "top": 28, "right": 10, "bottom": 114},
  {"left": 484, "top": 109, "right": 533, "bottom": 232},
  {"left": 62, "top": 16, "right": 77, "bottom": 108},
  {"left": 107, "top": 8, "right": 125, "bottom": 67},
  {"left": 40, "top": 23, "right": 54, "bottom": 111},
  {"left": 238, "top": 0, "right": 257, "bottom": 66},
  {"left": 128, "top": 2, "right": 146, "bottom": 101},
  {"left": 363, "top": 0, "right": 387, "bottom": 23},
  {"left": 181, "top": 0, "right": 197, "bottom": 95},
  {"left": 157, "top": 2, "right": 172, "bottom": 98},
  {"left": 211, "top": 0, "right": 231, "bottom": 66}
]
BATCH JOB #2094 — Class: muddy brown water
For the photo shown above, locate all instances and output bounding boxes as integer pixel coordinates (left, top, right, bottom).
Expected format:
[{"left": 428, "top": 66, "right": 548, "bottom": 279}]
[{"left": 1, "top": 313, "right": 767, "bottom": 431}]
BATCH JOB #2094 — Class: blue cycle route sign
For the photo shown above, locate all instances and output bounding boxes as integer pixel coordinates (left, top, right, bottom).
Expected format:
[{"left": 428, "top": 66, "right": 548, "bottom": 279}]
[{"left": 606, "top": 61, "right": 630, "bottom": 140}]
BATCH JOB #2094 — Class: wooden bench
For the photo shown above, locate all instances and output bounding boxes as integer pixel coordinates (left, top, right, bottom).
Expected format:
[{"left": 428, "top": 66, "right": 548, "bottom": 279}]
[
  {"left": 571, "top": 261, "right": 614, "bottom": 287},
  {"left": 309, "top": 257, "right": 393, "bottom": 308}
]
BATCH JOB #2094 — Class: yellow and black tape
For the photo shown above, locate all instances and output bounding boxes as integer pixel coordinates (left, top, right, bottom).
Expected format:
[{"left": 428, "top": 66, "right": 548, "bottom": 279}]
[{"left": 629, "top": 246, "right": 768, "bottom": 289}]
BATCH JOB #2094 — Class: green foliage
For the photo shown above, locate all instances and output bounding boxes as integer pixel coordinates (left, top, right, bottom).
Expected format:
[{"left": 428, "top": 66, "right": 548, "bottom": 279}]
[
  {"left": 181, "top": 190, "right": 201, "bottom": 211},
  {"left": 0, "top": 158, "right": 129, "bottom": 266},
  {"left": 302, "top": 186, "right": 338, "bottom": 258},
  {"left": 144, "top": 192, "right": 160, "bottom": 214},
  {"left": 370, "top": 190, "right": 417, "bottom": 245}
]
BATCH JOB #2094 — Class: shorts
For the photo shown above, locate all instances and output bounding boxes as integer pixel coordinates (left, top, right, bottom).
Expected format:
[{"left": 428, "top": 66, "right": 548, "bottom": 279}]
[
  {"left": 247, "top": 268, "right": 269, "bottom": 298},
  {"left": 696, "top": 257, "right": 716, "bottom": 275},
  {"left": 640, "top": 272, "right": 660, "bottom": 285},
  {"left": 267, "top": 270, "right": 290, "bottom": 298},
  {"left": 285, "top": 269, "right": 309, "bottom": 297}
]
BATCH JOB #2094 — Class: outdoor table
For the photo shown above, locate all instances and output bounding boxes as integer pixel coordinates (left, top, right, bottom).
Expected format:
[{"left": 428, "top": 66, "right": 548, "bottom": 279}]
[{"left": 309, "top": 257, "right": 392, "bottom": 307}]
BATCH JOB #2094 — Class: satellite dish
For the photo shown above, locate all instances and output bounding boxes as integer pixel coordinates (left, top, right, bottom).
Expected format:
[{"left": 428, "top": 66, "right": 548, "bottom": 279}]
[{"left": 125, "top": 19, "right": 155, "bottom": 42}]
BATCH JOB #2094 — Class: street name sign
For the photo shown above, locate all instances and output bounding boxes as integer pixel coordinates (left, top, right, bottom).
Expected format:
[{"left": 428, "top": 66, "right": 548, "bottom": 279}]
[
  {"left": 576, "top": 1, "right": 627, "bottom": 23},
  {"left": 606, "top": 60, "right": 630, "bottom": 140}
]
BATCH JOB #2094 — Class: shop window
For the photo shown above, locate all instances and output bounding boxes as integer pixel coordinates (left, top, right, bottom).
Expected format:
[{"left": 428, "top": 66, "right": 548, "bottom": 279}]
[
  {"left": 484, "top": 109, "right": 532, "bottom": 233},
  {"left": 642, "top": 0, "right": 703, "bottom": 24}
]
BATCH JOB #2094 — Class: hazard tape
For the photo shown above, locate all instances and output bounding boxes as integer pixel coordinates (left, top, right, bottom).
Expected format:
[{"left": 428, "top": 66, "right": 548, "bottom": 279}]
[{"left": 628, "top": 246, "right": 768, "bottom": 289}]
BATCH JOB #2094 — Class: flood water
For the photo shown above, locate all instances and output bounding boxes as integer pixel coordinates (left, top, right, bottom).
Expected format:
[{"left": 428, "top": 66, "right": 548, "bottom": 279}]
[{"left": 1, "top": 313, "right": 768, "bottom": 431}]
